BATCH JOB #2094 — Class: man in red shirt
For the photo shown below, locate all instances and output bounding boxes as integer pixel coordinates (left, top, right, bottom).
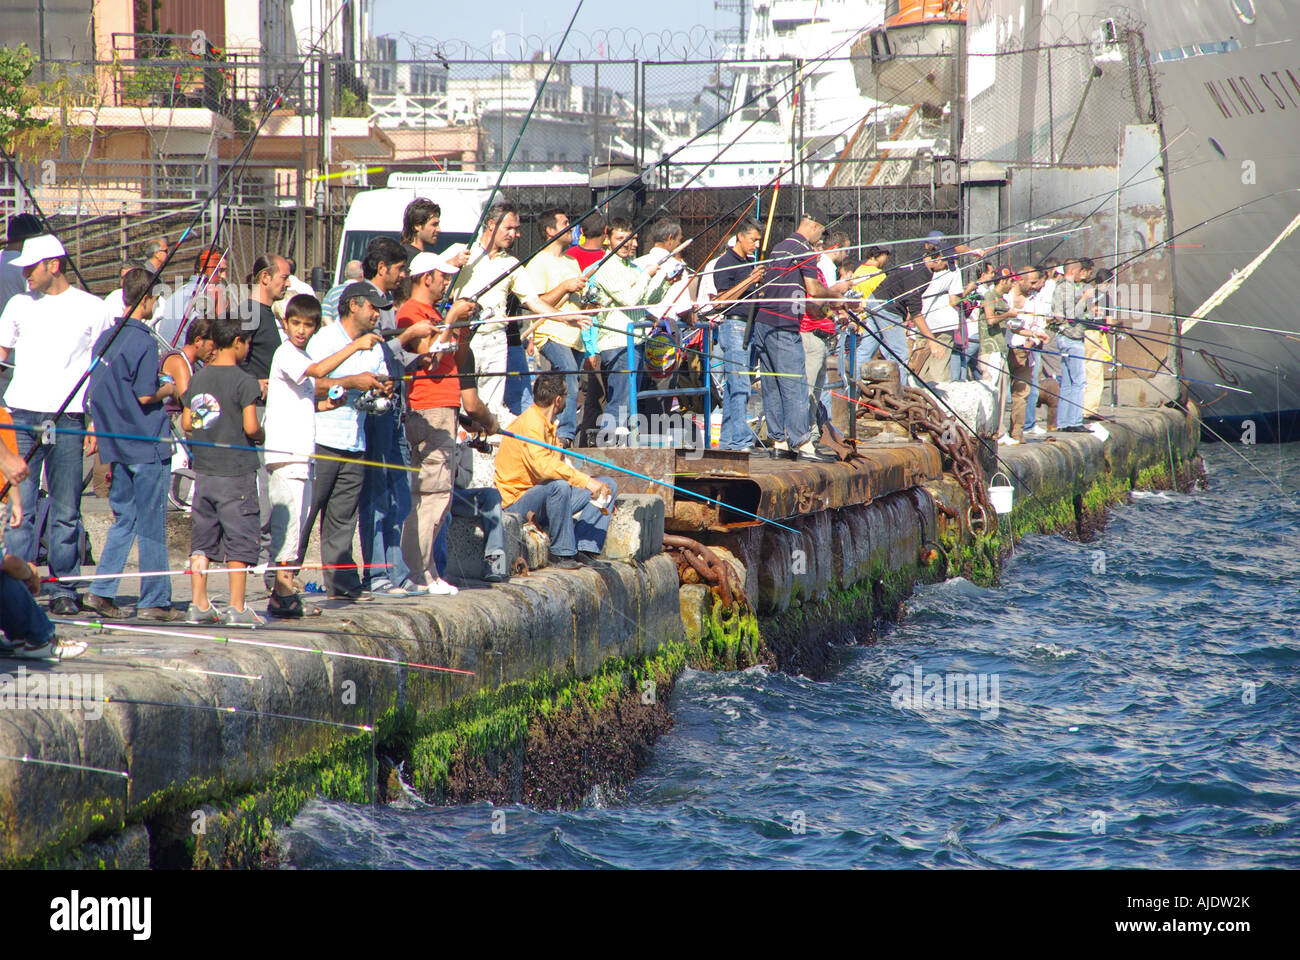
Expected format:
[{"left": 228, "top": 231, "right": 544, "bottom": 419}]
[
  {"left": 564, "top": 212, "right": 607, "bottom": 271},
  {"left": 397, "top": 251, "right": 477, "bottom": 594},
  {"left": 800, "top": 230, "right": 850, "bottom": 442}
]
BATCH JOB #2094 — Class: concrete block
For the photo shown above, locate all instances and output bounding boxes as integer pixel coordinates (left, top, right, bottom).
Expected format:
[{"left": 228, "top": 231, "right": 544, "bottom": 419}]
[
  {"left": 444, "top": 510, "right": 527, "bottom": 581},
  {"left": 602, "top": 493, "right": 665, "bottom": 562},
  {"left": 932, "top": 380, "right": 997, "bottom": 436}
]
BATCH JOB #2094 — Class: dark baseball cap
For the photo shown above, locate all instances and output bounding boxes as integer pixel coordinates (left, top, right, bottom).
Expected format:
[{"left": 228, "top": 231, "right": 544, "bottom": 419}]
[{"left": 339, "top": 281, "right": 392, "bottom": 312}]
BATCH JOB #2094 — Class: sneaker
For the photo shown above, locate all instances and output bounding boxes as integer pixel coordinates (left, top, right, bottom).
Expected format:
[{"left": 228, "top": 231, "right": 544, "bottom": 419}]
[
  {"left": 370, "top": 583, "right": 413, "bottom": 597},
  {"left": 547, "top": 553, "right": 582, "bottom": 571},
  {"left": 1027, "top": 425, "right": 1047, "bottom": 436},
  {"left": 83, "top": 593, "right": 133, "bottom": 619},
  {"left": 328, "top": 591, "right": 373, "bottom": 603},
  {"left": 185, "top": 602, "right": 222, "bottom": 624},
  {"left": 769, "top": 440, "right": 789, "bottom": 460},
  {"left": 15, "top": 637, "right": 88, "bottom": 660},
  {"left": 396, "top": 581, "right": 429, "bottom": 596},
  {"left": 223, "top": 605, "right": 265, "bottom": 627},
  {"left": 998, "top": 435, "right": 1020, "bottom": 445},
  {"left": 426, "top": 577, "right": 460, "bottom": 596},
  {"left": 137, "top": 606, "right": 183, "bottom": 622}
]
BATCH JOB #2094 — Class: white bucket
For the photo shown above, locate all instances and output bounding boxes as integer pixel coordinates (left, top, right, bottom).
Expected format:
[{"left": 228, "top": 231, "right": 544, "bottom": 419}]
[{"left": 989, "top": 471, "right": 1014, "bottom": 514}]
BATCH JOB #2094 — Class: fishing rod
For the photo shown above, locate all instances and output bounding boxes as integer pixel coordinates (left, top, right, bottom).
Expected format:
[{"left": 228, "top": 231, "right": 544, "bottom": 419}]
[
  {"left": 58, "top": 692, "right": 373, "bottom": 733},
  {"left": 0, "top": 0, "right": 354, "bottom": 504},
  {"left": 462, "top": 8, "right": 888, "bottom": 306},
  {"left": 0, "top": 422, "right": 420, "bottom": 475},
  {"left": 0, "top": 652, "right": 265, "bottom": 683},
  {"left": 0, "top": 754, "right": 128, "bottom": 779},
  {"left": 39, "top": 561, "right": 392, "bottom": 584},
  {"left": 1091, "top": 187, "right": 1300, "bottom": 388},
  {"left": 494, "top": 428, "right": 798, "bottom": 533},
  {"left": 469, "top": 0, "right": 585, "bottom": 248},
  {"left": 51, "top": 618, "right": 476, "bottom": 677}
]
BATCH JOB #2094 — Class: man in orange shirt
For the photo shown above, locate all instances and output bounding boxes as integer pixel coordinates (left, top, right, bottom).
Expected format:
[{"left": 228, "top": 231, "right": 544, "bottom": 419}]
[
  {"left": 397, "top": 250, "right": 477, "bottom": 595},
  {"left": 494, "top": 373, "right": 616, "bottom": 570}
]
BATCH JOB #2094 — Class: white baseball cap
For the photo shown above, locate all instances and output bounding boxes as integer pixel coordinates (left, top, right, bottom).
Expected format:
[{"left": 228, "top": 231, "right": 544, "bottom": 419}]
[
  {"left": 409, "top": 248, "right": 461, "bottom": 277},
  {"left": 13, "top": 234, "right": 67, "bottom": 267}
]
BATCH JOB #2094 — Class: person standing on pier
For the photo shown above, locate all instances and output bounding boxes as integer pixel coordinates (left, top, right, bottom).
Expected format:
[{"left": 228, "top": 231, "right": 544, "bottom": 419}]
[
  {"left": 1051, "top": 259, "right": 1093, "bottom": 432},
  {"left": 84, "top": 268, "right": 178, "bottom": 621},
  {"left": 0, "top": 235, "right": 110, "bottom": 617},
  {"left": 750, "top": 211, "right": 847, "bottom": 461},
  {"left": 710, "top": 221, "right": 766, "bottom": 451},
  {"left": 527, "top": 208, "right": 589, "bottom": 450}
]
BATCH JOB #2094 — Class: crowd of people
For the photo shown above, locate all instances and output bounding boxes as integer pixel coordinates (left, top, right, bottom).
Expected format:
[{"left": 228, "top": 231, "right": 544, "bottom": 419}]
[{"left": 0, "top": 200, "right": 1119, "bottom": 656}]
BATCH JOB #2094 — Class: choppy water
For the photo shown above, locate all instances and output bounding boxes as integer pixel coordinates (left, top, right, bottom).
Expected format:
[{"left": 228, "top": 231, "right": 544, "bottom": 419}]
[{"left": 281, "top": 443, "right": 1300, "bottom": 868}]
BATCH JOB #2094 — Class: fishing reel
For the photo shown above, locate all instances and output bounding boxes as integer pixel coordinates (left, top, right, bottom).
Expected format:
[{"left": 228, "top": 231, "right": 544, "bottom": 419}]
[
  {"left": 578, "top": 282, "right": 601, "bottom": 309},
  {"left": 842, "top": 289, "right": 863, "bottom": 302},
  {"left": 457, "top": 413, "right": 492, "bottom": 453},
  {"left": 355, "top": 389, "right": 393, "bottom": 415}
]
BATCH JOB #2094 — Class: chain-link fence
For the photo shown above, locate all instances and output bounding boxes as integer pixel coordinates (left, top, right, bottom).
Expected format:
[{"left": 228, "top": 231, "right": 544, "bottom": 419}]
[{"left": 965, "top": 33, "right": 1157, "bottom": 166}]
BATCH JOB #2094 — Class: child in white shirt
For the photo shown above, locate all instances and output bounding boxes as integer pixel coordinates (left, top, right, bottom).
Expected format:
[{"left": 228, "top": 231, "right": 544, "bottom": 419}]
[{"left": 263, "top": 294, "right": 384, "bottom": 617}]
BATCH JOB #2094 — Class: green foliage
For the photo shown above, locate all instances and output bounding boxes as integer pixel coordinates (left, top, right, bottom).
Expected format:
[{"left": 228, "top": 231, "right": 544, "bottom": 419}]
[
  {"left": 338, "top": 85, "right": 370, "bottom": 118},
  {"left": 0, "top": 44, "right": 47, "bottom": 143},
  {"left": 404, "top": 644, "right": 688, "bottom": 800}
]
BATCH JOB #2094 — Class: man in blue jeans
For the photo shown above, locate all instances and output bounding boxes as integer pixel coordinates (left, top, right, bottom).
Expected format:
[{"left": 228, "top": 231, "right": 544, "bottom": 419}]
[
  {"left": 710, "top": 221, "right": 766, "bottom": 450},
  {"left": 1051, "top": 258, "right": 1093, "bottom": 432},
  {"left": 526, "top": 208, "right": 590, "bottom": 448},
  {"left": 85, "top": 267, "right": 180, "bottom": 620},
  {"left": 0, "top": 235, "right": 111, "bottom": 616},
  {"left": 749, "top": 212, "right": 848, "bottom": 460},
  {"left": 495, "top": 374, "right": 616, "bottom": 569}
]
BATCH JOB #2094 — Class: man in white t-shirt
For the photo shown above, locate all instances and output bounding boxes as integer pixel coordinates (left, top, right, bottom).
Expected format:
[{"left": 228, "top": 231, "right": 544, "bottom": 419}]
[
  {"left": 450, "top": 201, "right": 580, "bottom": 427},
  {"left": 263, "top": 294, "right": 385, "bottom": 617},
  {"left": 0, "top": 235, "right": 111, "bottom": 615},
  {"left": 918, "top": 255, "right": 964, "bottom": 384}
]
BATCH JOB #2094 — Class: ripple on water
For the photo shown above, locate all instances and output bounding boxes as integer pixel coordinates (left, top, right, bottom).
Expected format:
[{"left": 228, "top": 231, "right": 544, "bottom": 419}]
[{"left": 280, "top": 444, "right": 1300, "bottom": 869}]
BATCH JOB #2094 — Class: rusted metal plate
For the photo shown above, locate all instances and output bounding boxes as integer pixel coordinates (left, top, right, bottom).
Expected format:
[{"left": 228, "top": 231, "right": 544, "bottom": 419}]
[
  {"left": 589, "top": 448, "right": 676, "bottom": 507},
  {"left": 665, "top": 441, "right": 942, "bottom": 531}
]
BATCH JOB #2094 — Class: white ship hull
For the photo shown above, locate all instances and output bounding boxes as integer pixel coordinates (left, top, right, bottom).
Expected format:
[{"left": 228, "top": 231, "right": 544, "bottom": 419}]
[{"left": 971, "top": 0, "right": 1300, "bottom": 439}]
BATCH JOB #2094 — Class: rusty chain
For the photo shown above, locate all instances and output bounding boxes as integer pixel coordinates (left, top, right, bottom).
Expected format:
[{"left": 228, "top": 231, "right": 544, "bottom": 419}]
[
  {"left": 662, "top": 534, "right": 748, "bottom": 612},
  {"left": 857, "top": 383, "right": 998, "bottom": 534}
]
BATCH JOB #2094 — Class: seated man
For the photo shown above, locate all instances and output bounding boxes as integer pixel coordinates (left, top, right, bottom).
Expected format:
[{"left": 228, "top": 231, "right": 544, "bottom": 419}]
[{"left": 494, "top": 373, "right": 616, "bottom": 570}]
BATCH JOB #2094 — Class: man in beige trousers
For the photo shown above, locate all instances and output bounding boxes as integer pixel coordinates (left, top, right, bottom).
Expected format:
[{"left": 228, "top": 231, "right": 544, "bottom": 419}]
[{"left": 395, "top": 251, "right": 476, "bottom": 595}]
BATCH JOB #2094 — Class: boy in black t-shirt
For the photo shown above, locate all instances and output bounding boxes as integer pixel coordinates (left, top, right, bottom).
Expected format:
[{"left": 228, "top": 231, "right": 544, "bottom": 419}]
[{"left": 181, "top": 315, "right": 265, "bottom": 625}]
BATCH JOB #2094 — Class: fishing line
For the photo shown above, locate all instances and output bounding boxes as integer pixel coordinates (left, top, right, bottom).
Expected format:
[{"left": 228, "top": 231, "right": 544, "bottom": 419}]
[
  {"left": 49, "top": 618, "right": 476, "bottom": 677},
  {"left": 495, "top": 428, "right": 798, "bottom": 533},
  {"left": 470, "top": 0, "right": 585, "bottom": 245},
  {"left": 0, "top": 653, "right": 264, "bottom": 682},
  {"left": 40, "top": 561, "right": 392, "bottom": 585},
  {"left": 0, "top": 0, "right": 355, "bottom": 504},
  {"left": 461, "top": 9, "right": 898, "bottom": 306},
  {"left": 0, "top": 421, "right": 420, "bottom": 475}
]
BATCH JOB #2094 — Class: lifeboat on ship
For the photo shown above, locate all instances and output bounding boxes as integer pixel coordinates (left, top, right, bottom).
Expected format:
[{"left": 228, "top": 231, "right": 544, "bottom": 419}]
[{"left": 851, "top": 0, "right": 966, "bottom": 108}]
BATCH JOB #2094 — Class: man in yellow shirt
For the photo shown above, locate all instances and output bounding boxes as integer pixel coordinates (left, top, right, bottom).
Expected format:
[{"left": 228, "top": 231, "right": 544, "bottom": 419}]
[
  {"left": 495, "top": 373, "right": 617, "bottom": 569},
  {"left": 525, "top": 207, "right": 589, "bottom": 448}
]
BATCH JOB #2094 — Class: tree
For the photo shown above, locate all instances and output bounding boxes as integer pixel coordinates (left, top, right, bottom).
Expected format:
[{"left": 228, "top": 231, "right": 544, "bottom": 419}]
[{"left": 0, "top": 44, "right": 48, "bottom": 144}]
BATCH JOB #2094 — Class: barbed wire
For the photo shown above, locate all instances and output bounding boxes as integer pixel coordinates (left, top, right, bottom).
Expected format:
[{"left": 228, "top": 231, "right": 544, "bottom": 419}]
[{"left": 389, "top": 26, "right": 727, "bottom": 62}]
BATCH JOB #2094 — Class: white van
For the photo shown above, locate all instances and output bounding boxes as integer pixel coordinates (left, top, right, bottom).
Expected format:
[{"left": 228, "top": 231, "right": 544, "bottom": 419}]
[{"left": 333, "top": 170, "right": 590, "bottom": 282}]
